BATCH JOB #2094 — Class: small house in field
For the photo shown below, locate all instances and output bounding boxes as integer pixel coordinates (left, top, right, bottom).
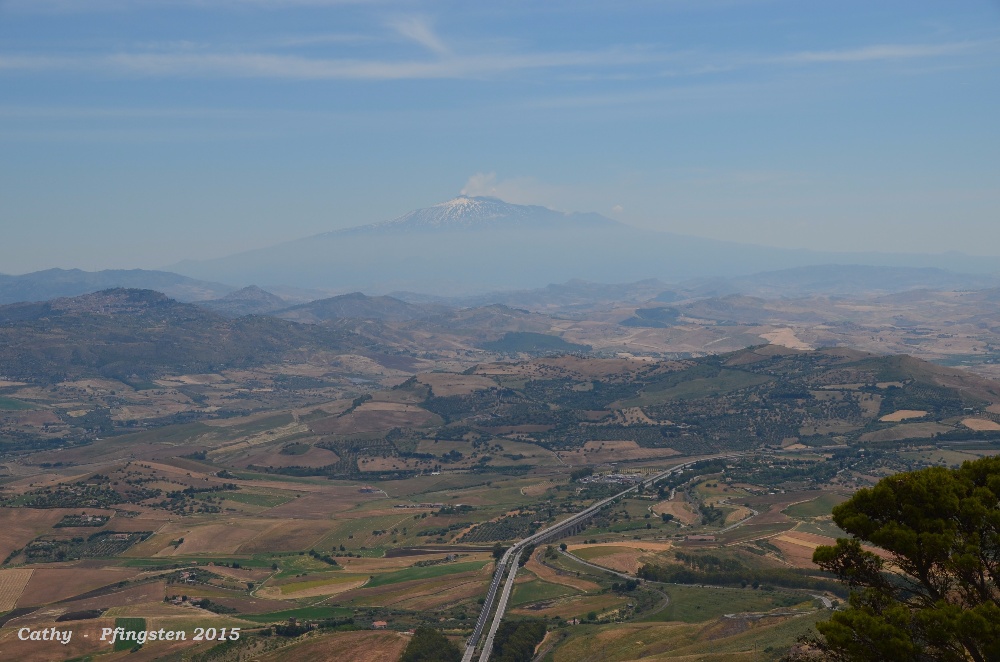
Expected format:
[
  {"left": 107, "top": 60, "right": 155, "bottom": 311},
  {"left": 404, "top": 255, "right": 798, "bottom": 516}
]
[{"left": 372, "top": 620, "right": 388, "bottom": 629}]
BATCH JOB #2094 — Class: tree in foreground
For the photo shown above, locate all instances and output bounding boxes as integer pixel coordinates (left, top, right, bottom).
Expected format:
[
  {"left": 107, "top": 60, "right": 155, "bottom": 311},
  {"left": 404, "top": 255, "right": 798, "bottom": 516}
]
[
  {"left": 490, "top": 619, "right": 547, "bottom": 662},
  {"left": 400, "top": 626, "right": 461, "bottom": 662},
  {"left": 788, "top": 456, "right": 1000, "bottom": 661}
]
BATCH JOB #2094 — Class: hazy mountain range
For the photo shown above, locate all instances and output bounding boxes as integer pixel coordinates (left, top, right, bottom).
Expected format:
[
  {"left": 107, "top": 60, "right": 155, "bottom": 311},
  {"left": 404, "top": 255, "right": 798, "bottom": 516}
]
[
  {"left": 3, "top": 196, "right": 999, "bottom": 307},
  {"left": 0, "top": 268, "right": 234, "bottom": 305},
  {"left": 168, "top": 195, "right": 1000, "bottom": 294}
]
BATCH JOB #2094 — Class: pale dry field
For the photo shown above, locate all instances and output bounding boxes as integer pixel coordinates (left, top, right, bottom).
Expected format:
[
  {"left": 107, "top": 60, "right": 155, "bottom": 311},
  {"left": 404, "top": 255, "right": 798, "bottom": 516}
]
[
  {"left": 962, "top": 417, "right": 1000, "bottom": 431},
  {"left": 394, "top": 577, "right": 488, "bottom": 610},
  {"left": 0, "top": 617, "right": 119, "bottom": 662},
  {"left": 772, "top": 533, "right": 831, "bottom": 568},
  {"left": 524, "top": 554, "right": 599, "bottom": 592},
  {"left": 262, "top": 489, "right": 381, "bottom": 517},
  {"left": 577, "top": 548, "right": 646, "bottom": 574},
  {"left": 153, "top": 522, "right": 272, "bottom": 556},
  {"left": 359, "top": 456, "right": 422, "bottom": 471},
  {"left": 652, "top": 498, "right": 700, "bottom": 525},
  {"left": 311, "top": 403, "right": 438, "bottom": 434},
  {"left": 879, "top": 409, "right": 928, "bottom": 422},
  {"left": 509, "top": 593, "right": 625, "bottom": 620},
  {"left": 22, "top": 581, "right": 168, "bottom": 623},
  {"left": 240, "top": 444, "right": 340, "bottom": 469},
  {"left": 616, "top": 407, "right": 661, "bottom": 425},
  {"left": 256, "top": 630, "right": 410, "bottom": 662},
  {"left": 416, "top": 372, "right": 497, "bottom": 396},
  {"left": 0, "top": 569, "right": 33, "bottom": 611},
  {"left": 209, "top": 421, "right": 312, "bottom": 457},
  {"left": 859, "top": 422, "right": 952, "bottom": 442},
  {"left": 559, "top": 440, "right": 678, "bottom": 465},
  {"left": 171, "top": 373, "right": 227, "bottom": 385},
  {"left": 262, "top": 575, "right": 369, "bottom": 600},
  {"left": 724, "top": 506, "right": 753, "bottom": 525},
  {"left": 0, "top": 507, "right": 81, "bottom": 561},
  {"left": 569, "top": 541, "right": 674, "bottom": 574},
  {"left": 521, "top": 481, "right": 554, "bottom": 497},
  {"left": 18, "top": 567, "right": 141, "bottom": 606},
  {"left": 336, "top": 552, "right": 486, "bottom": 574},
  {"left": 759, "top": 328, "right": 813, "bottom": 351},
  {"left": 235, "top": 519, "right": 332, "bottom": 553},
  {"left": 476, "top": 356, "right": 654, "bottom": 381}
]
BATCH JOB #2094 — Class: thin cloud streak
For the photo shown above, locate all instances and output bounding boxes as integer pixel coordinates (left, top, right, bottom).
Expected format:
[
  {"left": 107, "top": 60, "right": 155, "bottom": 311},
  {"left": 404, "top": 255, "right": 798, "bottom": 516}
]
[
  {"left": 0, "top": 49, "right": 665, "bottom": 80},
  {"left": 2, "top": 0, "right": 381, "bottom": 11},
  {"left": 774, "top": 41, "right": 989, "bottom": 64},
  {"left": 0, "top": 39, "right": 986, "bottom": 81}
]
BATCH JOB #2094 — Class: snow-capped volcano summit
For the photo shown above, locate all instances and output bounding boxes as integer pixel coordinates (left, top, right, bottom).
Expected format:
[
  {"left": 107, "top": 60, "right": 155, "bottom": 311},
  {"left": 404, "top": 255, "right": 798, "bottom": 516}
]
[
  {"left": 171, "top": 194, "right": 865, "bottom": 294},
  {"left": 329, "top": 196, "right": 618, "bottom": 235}
]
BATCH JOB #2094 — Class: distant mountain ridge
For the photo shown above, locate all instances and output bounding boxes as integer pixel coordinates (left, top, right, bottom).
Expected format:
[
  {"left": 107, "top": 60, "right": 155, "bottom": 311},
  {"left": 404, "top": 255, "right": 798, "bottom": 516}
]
[
  {"left": 276, "top": 292, "right": 448, "bottom": 323},
  {"left": 171, "top": 196, "right": 1000, "bottom": 294},
  {"left": 0, "top": 268, "right": 234, "bottom": 305},
  {"left": 198, "top": 285, "right": 289, "bottom": 317},
  {"left": 678, "top": 265, "right": 1000, "bottom": 299}
]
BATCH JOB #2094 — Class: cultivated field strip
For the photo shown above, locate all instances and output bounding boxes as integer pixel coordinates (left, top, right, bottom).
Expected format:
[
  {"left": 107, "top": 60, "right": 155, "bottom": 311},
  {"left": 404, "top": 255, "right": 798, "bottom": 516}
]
[{"left": 0, "top": 568, "right": 33, "bottom": 611}]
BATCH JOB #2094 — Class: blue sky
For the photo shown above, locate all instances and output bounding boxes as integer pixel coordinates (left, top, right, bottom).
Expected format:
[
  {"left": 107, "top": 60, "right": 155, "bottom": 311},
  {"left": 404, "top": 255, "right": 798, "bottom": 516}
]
[{"left": 1, "top": 0, "right": 999, "bottom": 273}]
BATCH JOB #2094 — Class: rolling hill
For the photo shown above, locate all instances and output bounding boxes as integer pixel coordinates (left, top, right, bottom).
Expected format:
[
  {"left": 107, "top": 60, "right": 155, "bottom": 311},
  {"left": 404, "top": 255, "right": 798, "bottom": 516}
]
[
  {"left": 0, "top": 268, "right": 234, "bottom": 304},
  {"left": 0, "top": 288, "right": 363, "bottom": 384}
]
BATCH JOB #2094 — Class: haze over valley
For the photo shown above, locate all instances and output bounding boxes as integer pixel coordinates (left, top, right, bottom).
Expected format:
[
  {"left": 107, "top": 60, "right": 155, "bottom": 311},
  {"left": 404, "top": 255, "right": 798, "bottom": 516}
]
[{"left": 2, "top": 1, "right": 1000, "bottom": 660}]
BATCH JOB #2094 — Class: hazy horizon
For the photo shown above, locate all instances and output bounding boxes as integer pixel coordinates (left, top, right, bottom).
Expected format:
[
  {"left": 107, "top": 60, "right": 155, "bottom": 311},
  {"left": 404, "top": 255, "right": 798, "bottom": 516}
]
[{"left": 2, "top": 1, "right": 999, "bottom": 273}]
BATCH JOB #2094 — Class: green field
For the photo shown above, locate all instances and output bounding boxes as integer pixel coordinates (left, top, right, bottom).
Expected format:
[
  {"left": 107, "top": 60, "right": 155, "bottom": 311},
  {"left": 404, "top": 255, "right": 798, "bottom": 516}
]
[
  {"left": 0, "top": 397, "right": 34, "bottom": 410},
  {"left": 364, "top": 560, "right": 489, "bottom": 588},
  {"left": 783, "top": 493, "right": 848, "bottom": 519},
  {"left": 278, "top": 573, "right": 367, "bottom": 594},
  {"left": 271, "top": 554, "right": 343, "bottom": 579},
  {"left": 645, "top": 585, "right": 808, "bottom": 623},
  {"left": 511, "top": 579, "right": 578, "bottom": 606},
  {"left": 239, "top": 606, "right": 353, "bottom": 624},
  {"left": 113, "top": 617, "right": 147, "bottom": 651}
]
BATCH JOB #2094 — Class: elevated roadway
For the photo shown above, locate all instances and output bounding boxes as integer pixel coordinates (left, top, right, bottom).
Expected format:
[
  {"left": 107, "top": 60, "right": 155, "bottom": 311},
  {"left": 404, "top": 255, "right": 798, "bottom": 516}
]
[{"left": 462, "top": 453, "right": 741, "bottom": 662}]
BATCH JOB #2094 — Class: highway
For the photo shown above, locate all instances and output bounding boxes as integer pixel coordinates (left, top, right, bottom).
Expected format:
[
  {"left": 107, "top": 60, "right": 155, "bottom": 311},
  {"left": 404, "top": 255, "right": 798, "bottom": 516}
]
[{"left": 462, "top": 454, "right": 741, "bottom": 662}]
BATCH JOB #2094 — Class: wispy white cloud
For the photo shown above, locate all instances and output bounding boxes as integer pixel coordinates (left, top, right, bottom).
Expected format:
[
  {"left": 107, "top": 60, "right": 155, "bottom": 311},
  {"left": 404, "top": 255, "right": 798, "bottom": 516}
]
[
  {"left": 0, "top": 36, "right": 989, "bottom": 81},
  {"left": 773, "top": 41, "right": 986, "bottom": 64},
  {"left": 388, "top": 16, "right": 449, "bottom": 55},
  {"left": 2, "top": 0, "right": 380, "bottom": 11},
  {"left": 0, "top": 48, "right": 662, "bottom": 80}
]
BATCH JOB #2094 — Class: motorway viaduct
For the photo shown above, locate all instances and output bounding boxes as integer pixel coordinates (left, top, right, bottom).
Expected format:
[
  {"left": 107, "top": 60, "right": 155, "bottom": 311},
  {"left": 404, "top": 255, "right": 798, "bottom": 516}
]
[{"left": 461, "top": 454, "right": 741, "bottom": 662}]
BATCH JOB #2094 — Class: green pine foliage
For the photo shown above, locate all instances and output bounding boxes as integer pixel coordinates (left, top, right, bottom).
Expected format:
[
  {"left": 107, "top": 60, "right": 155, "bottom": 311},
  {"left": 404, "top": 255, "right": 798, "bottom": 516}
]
[
  {"left": 400, "top": 626, "right": 461, "bottom": 662},
  {"left": 792, "top": 456, "right": 1000, "bottom": 662},
  {"left": 490, "top": 619, "right": 546, "bottom": 662}
]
